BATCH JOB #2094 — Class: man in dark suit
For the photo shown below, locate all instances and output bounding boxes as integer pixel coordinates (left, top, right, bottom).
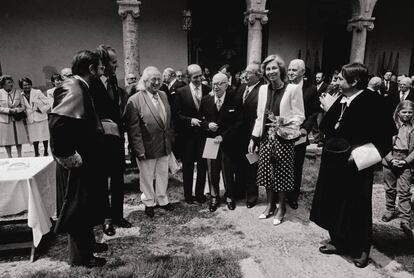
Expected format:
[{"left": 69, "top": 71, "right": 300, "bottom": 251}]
[
  {"left": 380, "top": 70, "right": 398, "bottom": 97},
  {"left": 386, "top": 76, "right": 414, "bottom": 116},
  {"left": 287, "top": 59, "right": 319, "bottom": 209},
  {"left": 160, "top": 67, "right": 186, "bottom": 106},
  {"left": 233, "top": 62, "right": 263, "bottom": 208},
  {"left": 90, "top": 45, "right": 131, "bottom": 236},
  {"left": 200, "top": 72, "right": 242, "bottom": 212},
  {"left": 313, "top": 72, "right": 328, "bottom": 146},
  {"left": 174, "top": 64, "right": 210, "bottom": 204}
]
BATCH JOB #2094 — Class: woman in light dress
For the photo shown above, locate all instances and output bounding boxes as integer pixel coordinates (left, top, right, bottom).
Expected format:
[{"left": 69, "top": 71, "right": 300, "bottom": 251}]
[{"left": 20, "top": 77, "right": 51, "bottom": 156}]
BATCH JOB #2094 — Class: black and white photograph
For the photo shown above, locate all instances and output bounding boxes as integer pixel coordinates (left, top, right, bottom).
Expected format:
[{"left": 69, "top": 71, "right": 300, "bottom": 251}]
[{"left": 0, "top": 0, "right": 414, "bottom": 277}]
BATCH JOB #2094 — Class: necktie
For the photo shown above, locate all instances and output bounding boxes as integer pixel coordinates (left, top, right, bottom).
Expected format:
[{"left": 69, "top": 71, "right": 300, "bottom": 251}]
[
  {"left": 106, "top": 79, "right": 114, "bottom": 100},
  {"left": 401, "top": 91, "right": 406, "bottom": 101},
  {"left": 153, "top": 94, "right": 166, "bottom": 123},
  {"left": 216, "top": 98, "right": 222, "bottom": 111},
  {"left": 386, "top": 81, "right": 390, "bottom": 91},
  {"left": 243, "top": 87, "right": 250, "bottom": 103},
  {"left": 195, "top": 87, "right": 201, "bottom": 107}
]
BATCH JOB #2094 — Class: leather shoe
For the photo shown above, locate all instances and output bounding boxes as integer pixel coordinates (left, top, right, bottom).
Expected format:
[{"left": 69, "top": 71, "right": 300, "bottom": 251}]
[
  {"left": 185, "top": 197, "right": 194, "bottom": 204},
  {"left": 145, "top": 206, "right": 155, "bottom": 218},
  {"left": 287, "top": 199, "right": 298, "bottom": 210},
  {"left": 195, "top": 195, "right": 207, "bottom": 204},
  {"left": 353, "top": 252, "right": 370, "bottom": 268},
  {"left": 209, "top": 197, "right": 219, "bottom": 212},
  {"left": 401, "top": 222, "right": 414, "bottom": 239},
  {"left": 93, "top": 242, "right": 108, "bottom": 253},
  {"left": 319, "top": 245, "right": 340, "bottom": 255},
  {"left": 227, "top": 201, "right": 236, "bottom": 210},
  {"left": 246, "top": 202, "right": 256, "bottom": 209},
  {"left": 102, "top": 223, "right": 116, "bottom": 236},
  {"left": 160, "top": 203, "right": 174, "bottom": 211},
  {"left": 86, "top": 256, "right": 106, "bottom": 268},
  {"left": 114, "top": 218, "right": 132, "bottom": 228}
]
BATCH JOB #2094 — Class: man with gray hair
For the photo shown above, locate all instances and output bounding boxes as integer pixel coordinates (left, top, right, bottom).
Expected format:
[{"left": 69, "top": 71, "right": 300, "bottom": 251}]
[
  {"left": 287, "top": 59, "right": 319, "bottom": 209},
  {"left": 174, "top": 64, "right": 210, "bottom": 204},
  {"left": 160, "top": 67, "right": 185, "bottom": 106},
  {"left": 367, "top": 76, "right": 382, "bottom": 95},
  {"left": 234, "top": 62, "right": 263, "bottom": 208}
]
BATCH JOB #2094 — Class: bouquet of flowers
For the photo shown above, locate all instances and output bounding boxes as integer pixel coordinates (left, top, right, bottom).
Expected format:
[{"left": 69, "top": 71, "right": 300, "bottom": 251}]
[{"left": 266, "top": 112, "right": 302, "bottom": 141}]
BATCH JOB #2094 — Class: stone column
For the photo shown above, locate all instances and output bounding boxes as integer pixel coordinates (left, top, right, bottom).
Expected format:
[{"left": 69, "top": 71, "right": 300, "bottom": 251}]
[
  {"left": 347, "top": 0, "right": 378, "bottom": 63},
  {"left": 117, "top": 0, "right": 141, "bottom": 85},
  {"left": 244, "top": 9, "right": 268, "bottom": 65},
  {"left": 347, "top": 16, "right": 375, "bottom": 63}
]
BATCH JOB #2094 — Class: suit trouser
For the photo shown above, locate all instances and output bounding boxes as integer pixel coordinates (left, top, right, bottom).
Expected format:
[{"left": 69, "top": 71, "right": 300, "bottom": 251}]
[
  {"left": 289, "top": 143, "right": 307, "bottom": 202},
  {"left": 182, "top": 141, "right": 207, "bottom": 200},
  {"left": 138, "top": 155, "right": 170, "bottom": 207},
  {"left": 383, "top": 153, "right": 412, "bottom": 223},
  {"left": 207, "top": 148, "right": 235, "bottom": 200},
  {"left": 103, "top": 135, "right": 125, "bottom": 221},
  {"left": 235, "top": 153, "right": 258, "bottom": 203},
  {"left": 68, "top": 226, "right": 95, "bottom": 265},
  {"left": 313, "top": 112, "right": 325, "bottom": 142}
]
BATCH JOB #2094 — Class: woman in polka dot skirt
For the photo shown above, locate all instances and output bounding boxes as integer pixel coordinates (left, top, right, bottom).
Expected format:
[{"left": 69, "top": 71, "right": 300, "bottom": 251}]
[{"left": 248, "top": 54, "right": 305, "bottom": 225}]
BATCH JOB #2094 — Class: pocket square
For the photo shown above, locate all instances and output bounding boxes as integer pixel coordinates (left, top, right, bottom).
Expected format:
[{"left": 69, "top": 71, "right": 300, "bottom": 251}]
[{"left": 228, "top": 109, "right": 235, "bottom": 112}]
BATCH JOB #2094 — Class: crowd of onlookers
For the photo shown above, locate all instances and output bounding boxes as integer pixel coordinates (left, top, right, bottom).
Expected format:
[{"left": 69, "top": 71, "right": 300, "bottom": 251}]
[{"left": 1, "top": 46, "right": 414, "bottom": 269}]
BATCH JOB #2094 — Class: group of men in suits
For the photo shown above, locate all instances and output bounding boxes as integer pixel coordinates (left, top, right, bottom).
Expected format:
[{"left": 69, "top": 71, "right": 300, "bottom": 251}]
[{"left": 173, "top": 59, "right": 321, "bottom": 212}]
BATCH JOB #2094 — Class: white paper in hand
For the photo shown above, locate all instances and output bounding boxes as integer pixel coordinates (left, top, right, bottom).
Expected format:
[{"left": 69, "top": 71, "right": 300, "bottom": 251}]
[
  {"left": 246, "top": 153, "right": 259, "bottom": 164},
  {"left": 351, "top": 143, "right": 382, "bottom": 171},
  {"left": 202, "top": 138, "right": 220, "bottom": 159}
]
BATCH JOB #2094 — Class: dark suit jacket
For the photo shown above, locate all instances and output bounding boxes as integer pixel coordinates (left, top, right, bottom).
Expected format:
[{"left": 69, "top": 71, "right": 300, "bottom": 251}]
[
  {"left": 174, "top": 84, "right": 210, "bottom": 136},
  {"left": 90, "top": 76, "right": 128, "bottom": 133},
  {"left": 233, "top": 81, "right": 263, "bottom": 148},
  {"left": 301, "top": 81, "right": 320, "bottom": 136},
  {"left": 160, "top": 79, "right": 186, "bottom": 106},
  {"left": 380, "top": 81, "right": 398, "bottom": 97},
  {"left": 316, "top": 81, "right": 328, "bottom": 96},
  {"left": 124, "top": 90, "right": 174, "bottom": 159},
  {"left": 199, "top": 92, "right": 242, "bottom": 155}
]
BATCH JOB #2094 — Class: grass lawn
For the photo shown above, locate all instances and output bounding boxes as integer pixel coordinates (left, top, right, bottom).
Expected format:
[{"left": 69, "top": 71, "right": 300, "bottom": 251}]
[{"left": 1, "top": 154, "right": 414, "bottom": 277}]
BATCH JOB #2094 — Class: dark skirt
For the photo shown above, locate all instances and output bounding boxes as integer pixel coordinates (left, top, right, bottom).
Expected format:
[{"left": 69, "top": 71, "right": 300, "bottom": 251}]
[
  {"left": 310, "top": 148, "right": 374, "bottom": 254},
  {"left": 256, "top": 135, "right": 295, "bottom": 192}
]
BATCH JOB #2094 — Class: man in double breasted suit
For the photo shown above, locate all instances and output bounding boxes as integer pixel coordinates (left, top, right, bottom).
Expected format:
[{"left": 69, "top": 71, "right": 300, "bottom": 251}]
[
  {"left": 233, "top": 62, "right": 264, "bottom": 208},
  {"left": 124, "top": 66, "right": 175, "bottom": 218},
  {"left": 199, "top": 72, "right": 242, "bottom": 212},
  {"left": 287, "top": 59, "right": 319, "bottom": 209},
  {"left": 174, "top": 64, "right": 210, "bottom": 204}
]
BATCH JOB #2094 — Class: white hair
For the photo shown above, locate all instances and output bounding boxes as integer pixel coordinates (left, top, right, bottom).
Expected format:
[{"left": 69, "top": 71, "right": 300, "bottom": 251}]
[{"left": 137, "top": 66, "right": 161, "bottom": 91}]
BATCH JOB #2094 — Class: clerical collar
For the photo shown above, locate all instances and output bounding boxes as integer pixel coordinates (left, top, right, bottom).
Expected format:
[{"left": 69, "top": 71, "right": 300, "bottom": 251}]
[{"left": 340, "top": 90, "right": 364, "bottom": 106}]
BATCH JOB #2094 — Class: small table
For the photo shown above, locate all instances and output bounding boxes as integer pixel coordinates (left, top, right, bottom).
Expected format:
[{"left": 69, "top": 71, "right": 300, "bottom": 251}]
[{"left": 0, "top": 157, "right": 56, "bottom": 261}]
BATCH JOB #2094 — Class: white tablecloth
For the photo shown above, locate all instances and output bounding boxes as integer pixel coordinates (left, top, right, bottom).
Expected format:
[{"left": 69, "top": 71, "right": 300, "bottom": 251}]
[{"left": 0, "top": 157, "right": 56, "bottom": 247}]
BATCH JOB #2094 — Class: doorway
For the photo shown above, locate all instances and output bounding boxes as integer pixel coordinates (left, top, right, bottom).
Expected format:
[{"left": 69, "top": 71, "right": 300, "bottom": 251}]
[{"left": 189, "top": 0, "right": 247, "bottom": 74}]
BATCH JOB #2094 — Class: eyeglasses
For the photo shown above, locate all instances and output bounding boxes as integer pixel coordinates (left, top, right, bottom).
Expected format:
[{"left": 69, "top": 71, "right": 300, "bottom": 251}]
[{"left": 212, "top": 81, "right": 227, "bottom": 87}]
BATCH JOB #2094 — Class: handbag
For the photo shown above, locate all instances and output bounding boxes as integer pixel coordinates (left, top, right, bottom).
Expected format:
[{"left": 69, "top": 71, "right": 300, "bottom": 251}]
[{"left": 12, "top": 111, "right": 27, "bottom": 121}]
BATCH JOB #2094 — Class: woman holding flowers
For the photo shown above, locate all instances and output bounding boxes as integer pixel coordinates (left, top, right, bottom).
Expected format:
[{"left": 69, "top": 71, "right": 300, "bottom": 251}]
[{"left": 248, "top": 54, "right": 304, "bottom": 225}]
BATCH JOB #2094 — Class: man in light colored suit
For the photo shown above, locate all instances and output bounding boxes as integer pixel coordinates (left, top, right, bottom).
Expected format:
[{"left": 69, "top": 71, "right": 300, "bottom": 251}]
[{"left": 124, "top": 66, "right": 175, "bottom": 218}]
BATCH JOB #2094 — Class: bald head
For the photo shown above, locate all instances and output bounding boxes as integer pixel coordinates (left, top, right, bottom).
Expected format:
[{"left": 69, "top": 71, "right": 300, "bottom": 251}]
[
  {"left": 368, "top": 76, "right": 382, "bottom": 91},
  {"left": 287, "top": 59, "right": 305, "bottom": 84},
  {"left": 212, "top": 72, "right": 228, "bottom": 97},
  {"left": 187, "top": 64, "right": 202, "bottom": 87}
]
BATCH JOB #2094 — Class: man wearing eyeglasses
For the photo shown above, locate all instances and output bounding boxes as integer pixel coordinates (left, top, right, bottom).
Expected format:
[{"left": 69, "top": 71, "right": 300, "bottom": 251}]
[
  {"left": 199, "top": 72, "right": 242, "bottom": 212},
  {"left": 174, "top": 64, "right": 210, "bottom": 204}
]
